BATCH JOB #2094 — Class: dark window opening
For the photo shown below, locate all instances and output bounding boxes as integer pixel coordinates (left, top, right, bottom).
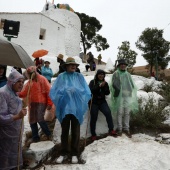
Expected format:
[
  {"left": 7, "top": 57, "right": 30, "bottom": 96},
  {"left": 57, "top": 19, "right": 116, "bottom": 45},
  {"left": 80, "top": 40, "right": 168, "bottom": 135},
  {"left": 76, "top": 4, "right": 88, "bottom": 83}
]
[{"left": 39, "top": 28, "right": 46, "bottom": 40}]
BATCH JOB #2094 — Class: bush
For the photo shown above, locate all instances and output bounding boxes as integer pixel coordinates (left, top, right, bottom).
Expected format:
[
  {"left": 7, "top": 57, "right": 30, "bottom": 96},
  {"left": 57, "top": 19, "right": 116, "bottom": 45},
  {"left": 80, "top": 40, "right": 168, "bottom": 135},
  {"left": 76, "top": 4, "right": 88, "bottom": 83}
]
[
  {"left": 130, "top": 98, "right": 168, "bottom": 130},
  {"left": 158, "top": 82, "right": 170, "bottom": 103},
  {"left": 143, "top": 83, "right": 154, "bottom": 92}
]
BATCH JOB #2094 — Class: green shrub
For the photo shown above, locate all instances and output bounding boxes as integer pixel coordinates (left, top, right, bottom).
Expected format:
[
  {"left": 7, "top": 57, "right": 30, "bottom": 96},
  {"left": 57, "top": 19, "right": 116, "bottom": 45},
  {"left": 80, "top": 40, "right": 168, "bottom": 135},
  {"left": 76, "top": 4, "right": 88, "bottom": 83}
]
[
  {"left": 53, "top": 73, "right": 58, "bottom": 77},
  {"left": 158, "top": 82, "right": 170, "bottom": 103},
  {"left": 130, "top": 98, "right": 168, "bottom": 129},
  {"left": 142, "top": 82, "right": 154, "bottom": 92}
]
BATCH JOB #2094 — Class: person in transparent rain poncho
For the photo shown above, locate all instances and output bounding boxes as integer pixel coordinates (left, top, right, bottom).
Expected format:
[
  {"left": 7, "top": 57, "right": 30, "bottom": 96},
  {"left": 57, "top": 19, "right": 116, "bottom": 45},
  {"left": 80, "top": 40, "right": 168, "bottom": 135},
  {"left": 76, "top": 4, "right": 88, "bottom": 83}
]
[
  {"left": 0, "top": 70, "right": 27, "bottom": 170},
  {"left": 50, "top": 57, "right": 91, "bottom": 164},
  {"left": 109, "top": 59, "right": 138, "bottom": 138}
]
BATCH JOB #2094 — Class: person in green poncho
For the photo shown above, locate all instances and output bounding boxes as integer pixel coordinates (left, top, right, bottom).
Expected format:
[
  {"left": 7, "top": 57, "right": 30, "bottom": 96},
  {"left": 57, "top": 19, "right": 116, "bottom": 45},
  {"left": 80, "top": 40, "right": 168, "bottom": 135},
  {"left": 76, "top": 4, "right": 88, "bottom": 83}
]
[{"left": 110, "top": 59, "right": 138, "bottom": 138}]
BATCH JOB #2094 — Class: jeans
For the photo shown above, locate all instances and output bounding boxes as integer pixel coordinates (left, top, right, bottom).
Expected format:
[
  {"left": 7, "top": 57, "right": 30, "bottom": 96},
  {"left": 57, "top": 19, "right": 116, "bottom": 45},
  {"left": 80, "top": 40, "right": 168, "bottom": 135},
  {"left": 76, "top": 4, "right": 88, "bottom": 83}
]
[
  {"left": 61, "top": 114, "right": 80, "bottom": 156},
  {"left": 30, "top": 121, "right": 51, "bottom": 141},
  {"left": 90, "top": 102, "right": 114, "bottom": 136}
]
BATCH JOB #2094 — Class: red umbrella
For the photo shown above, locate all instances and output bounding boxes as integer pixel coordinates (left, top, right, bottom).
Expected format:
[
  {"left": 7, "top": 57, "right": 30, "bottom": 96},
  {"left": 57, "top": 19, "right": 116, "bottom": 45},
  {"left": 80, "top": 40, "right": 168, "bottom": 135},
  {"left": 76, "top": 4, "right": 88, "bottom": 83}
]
[{"left": 32, "top": 49, "right": 48, "bottom": 58}]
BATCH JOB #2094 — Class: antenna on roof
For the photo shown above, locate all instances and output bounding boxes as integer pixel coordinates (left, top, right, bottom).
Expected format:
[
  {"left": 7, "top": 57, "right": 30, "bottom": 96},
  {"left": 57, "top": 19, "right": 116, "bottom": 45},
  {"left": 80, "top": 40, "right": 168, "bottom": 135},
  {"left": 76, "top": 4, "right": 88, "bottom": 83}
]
[{"left": 163, "top": 23, "right": 170, "bottom": 30}]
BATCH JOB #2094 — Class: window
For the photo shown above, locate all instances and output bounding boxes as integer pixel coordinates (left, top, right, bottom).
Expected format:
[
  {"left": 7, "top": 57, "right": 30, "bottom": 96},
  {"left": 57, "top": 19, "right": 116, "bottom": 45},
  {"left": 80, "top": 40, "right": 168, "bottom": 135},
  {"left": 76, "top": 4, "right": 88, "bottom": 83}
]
[{"left": 39, "top": 28, "right": 46, "bottom": 40}]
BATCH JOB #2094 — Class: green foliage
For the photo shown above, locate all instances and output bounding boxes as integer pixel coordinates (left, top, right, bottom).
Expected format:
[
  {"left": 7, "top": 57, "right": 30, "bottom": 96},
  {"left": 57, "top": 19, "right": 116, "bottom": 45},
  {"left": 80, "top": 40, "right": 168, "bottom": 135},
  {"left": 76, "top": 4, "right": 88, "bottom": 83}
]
[
  {"left": 117, "top": 41, "right": 138, "bottom": 68},
  {"left": 131, "top": 98, "right": 168, "bottom": 129},
  {"left": 136, "top": 28, "right": 170, "bottom": 75},
  {"left": 143, "top": 83, "right": 154, "bottom": 92},
  {"left": 159, "top": 82, "right": 170, "bottom": 103},
  {"left": 76, "top": 12, "right": 109, "bottom": 54},
  {"left": 53, "top": 73, "right": 58, "bottom": 77}
]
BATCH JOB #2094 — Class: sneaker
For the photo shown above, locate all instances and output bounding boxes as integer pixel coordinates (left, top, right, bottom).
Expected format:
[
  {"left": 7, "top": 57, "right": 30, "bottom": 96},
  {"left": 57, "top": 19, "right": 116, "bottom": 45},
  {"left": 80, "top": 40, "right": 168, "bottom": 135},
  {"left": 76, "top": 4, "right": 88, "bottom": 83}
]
[
  {"left": 117, "top": 131, "right": 122, "bottom": 136},
  {"left": 71, "top": 156, "right": 78, "bottom": 164},
  {"left": 123, "top": 130, "right": 132, "bottom": 138},
  {"left": 91, "top": 136, "right": 97, "bottom": 141},
  {"left": 109, "top": 130, "right": 118, "bottom": 137},
  {"left": 56, "top": 155, "right": 67, "bottom": 164}
]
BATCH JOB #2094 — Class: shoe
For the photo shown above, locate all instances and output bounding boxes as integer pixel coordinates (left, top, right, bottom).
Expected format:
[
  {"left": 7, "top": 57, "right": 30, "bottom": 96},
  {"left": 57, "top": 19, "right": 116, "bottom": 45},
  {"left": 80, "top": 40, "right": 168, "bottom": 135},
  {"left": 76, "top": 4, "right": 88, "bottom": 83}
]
[
  {"left": 109, "top": 130, "right": 118, "bottom": 137},
  {"left": 117, "top": 131, "right": 122, "bottom": 136},
  {"left": 123, "top": 130, "right": 132, "bottom": 138},
  {"left": 91, "top": 136, "right": 97, "bottom": 141},
  {"left": 41, "top": 135, "right": 52, "bottom": 141},
  {"left": 71, "top": 156, "right": 78, "bottom": 164},
  {"left": 56, "top": 155, "right": 67, "bottom": 164},
  {"left": 47, "top": 135, "right": 53, "bottom": 141}
]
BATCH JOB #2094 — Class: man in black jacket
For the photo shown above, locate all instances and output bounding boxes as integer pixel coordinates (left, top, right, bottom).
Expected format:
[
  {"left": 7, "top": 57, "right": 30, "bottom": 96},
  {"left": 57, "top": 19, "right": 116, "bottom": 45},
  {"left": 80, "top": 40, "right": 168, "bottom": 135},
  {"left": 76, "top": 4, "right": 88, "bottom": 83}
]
[
  {"left": 89, "top": 69, "right": 117, "bottom": 141},
  {"left": 56, "top": 54, "right": 65, "bottom": 76}
]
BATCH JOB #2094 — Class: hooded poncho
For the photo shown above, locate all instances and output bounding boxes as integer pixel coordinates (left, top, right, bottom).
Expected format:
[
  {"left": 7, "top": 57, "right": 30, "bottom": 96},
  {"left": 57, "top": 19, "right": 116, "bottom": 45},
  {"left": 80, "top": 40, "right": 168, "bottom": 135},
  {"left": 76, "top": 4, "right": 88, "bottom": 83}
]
[
  {"left": 109, "top": 68, "right": 138, "bottom": 115},
  {"left": 50, "top": 72, "right": 91, "bottom": 124},
  {"left": 0, "top": 70, "right": 24, "bottom": 170}
]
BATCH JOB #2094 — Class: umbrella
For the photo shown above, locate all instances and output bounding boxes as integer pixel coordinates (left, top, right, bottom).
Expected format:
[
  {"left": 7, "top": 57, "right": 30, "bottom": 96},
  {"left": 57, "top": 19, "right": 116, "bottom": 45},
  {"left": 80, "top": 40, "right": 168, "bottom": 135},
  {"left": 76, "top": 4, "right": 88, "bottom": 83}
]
[
  {"left": 32, "top": 49, "right": 48, "bottom": 58},
  {"left": 0, "top": 38, "right": 34, "bottom": 68}
]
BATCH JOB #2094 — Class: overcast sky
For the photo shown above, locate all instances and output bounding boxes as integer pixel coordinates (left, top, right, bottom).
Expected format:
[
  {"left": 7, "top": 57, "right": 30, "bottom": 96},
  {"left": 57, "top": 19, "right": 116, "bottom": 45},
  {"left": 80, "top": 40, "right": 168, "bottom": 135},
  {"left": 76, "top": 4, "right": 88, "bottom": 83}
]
[{"left": 0, "top": 0, "right": 170, "bottom": 66}]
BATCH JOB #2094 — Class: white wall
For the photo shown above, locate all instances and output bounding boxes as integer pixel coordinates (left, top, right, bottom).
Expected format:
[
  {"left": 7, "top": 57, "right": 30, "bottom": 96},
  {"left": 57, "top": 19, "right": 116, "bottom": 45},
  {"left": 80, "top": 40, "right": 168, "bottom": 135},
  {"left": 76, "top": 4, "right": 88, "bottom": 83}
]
[
  {"left": 0, "top": 8, "right": 81, "bottom": 57},
  {"left": 42, "top": 7, "right": 81, "bottom": 57}
]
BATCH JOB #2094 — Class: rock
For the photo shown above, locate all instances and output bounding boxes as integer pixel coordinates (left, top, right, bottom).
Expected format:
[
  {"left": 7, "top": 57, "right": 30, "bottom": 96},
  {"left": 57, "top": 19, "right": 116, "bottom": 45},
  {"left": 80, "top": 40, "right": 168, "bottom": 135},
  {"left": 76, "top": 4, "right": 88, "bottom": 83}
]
[
  {"left": 159, "top": 133, "right": 170, "bottom": 140},
  {"left": 155, "top": 137, "right": 162, "bottom": 142},
  {"left": 23, "top": 141, "right": 55, "bottom": 168}
]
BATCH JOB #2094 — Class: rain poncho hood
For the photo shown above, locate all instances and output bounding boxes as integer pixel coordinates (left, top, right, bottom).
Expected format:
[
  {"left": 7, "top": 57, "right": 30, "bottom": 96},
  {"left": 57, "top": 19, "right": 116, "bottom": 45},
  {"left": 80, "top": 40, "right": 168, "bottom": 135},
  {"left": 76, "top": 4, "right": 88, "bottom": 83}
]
[
  {"left": 95, "top": 69, "right": 105, "bottom": 80},
  {"left": 7, "top": 69, "right": 24, "bottom": 90},
  {"left": 109, "top": 68, "right": 138, "bottom": 114},
  {"left": 50, "top": 72, "right": 91, "bottom": 124}
]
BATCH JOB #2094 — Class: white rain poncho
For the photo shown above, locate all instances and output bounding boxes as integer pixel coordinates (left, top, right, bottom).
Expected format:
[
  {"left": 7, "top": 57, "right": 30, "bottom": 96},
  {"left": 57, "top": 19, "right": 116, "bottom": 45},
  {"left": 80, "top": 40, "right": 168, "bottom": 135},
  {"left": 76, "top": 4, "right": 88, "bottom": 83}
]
[
  {"left": 0, "top": 70, "right": 24, "bottom": 170},
  {"left": 109, "top": 68, "right": 139, "bottom": 115},
  {"left": 50, "top": 72, "right": 91, "bottom": 124}
]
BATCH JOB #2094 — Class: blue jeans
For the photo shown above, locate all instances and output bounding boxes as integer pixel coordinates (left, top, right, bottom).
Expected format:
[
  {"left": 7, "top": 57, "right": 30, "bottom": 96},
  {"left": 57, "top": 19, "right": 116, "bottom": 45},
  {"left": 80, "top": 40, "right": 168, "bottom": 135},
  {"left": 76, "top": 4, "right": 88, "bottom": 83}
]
[
  {"left": 30, "top": 121, "right": 51, "bottom": 141},
  {"left": 90, "top": 102, "right": 114, "bottom": 136}
]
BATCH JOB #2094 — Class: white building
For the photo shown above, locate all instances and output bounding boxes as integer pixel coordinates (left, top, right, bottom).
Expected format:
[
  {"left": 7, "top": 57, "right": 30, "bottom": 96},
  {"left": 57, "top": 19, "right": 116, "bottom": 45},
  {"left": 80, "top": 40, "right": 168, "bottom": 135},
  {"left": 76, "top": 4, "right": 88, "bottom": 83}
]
[{"left": 0, "top": 3, "right": 81, "bottom": 58}]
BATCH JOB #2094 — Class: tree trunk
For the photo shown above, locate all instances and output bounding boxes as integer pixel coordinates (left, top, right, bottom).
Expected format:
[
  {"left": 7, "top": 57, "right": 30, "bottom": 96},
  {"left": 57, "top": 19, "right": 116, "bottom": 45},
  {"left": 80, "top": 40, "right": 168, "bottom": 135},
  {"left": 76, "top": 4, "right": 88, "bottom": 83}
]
[{"left": 81, "top": 32, "right": 86, "bottom": 54}]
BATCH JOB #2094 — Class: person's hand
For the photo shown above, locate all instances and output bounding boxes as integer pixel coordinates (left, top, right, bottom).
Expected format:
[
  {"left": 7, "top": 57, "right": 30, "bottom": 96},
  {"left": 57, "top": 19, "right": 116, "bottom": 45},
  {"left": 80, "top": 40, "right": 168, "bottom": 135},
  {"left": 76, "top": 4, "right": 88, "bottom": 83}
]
[
  {"left": 18, "top": 108, "right": 27, "bottom": 118},
  {"left": 46, "top": 105, "right": 52, "bottom": 110},
  {"left": 99, "top": 81, "right": 106, "bottom": 87},
  {"left": 13, "top": 108, "right": 27, "bottom": 120}
]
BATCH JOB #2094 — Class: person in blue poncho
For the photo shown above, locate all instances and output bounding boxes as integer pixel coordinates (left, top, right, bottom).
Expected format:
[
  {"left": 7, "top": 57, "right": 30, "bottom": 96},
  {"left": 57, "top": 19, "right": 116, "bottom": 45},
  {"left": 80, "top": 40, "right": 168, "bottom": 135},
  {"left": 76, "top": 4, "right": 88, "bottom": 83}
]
[
  {"left": 41, "top": 61, "right": 53, "bottom": 83},
  {"left": 50, "top": 57, "right": 91, "bottom": 164}
]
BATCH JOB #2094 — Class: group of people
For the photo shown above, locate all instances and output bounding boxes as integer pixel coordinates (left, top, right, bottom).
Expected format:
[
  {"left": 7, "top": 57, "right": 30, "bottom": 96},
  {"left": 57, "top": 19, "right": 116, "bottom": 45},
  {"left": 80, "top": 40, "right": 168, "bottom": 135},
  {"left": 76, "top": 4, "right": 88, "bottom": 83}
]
[
  {"left": 86, "top": 52, "right": 96, "bottom": 71},
  {"left": 34, "top": 58, "right": 53, "bottom": 83},
  {"left": 0, "top": 55, "right": 138, "bottom": 169}
]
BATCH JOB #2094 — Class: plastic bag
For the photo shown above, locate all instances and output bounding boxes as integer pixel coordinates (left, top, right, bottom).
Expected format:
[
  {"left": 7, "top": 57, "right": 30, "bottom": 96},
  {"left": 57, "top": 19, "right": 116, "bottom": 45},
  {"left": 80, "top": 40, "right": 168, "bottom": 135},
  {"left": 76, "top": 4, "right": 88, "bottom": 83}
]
[{"left": 44, "top": 105, "right": 55, "bottom": 121}]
